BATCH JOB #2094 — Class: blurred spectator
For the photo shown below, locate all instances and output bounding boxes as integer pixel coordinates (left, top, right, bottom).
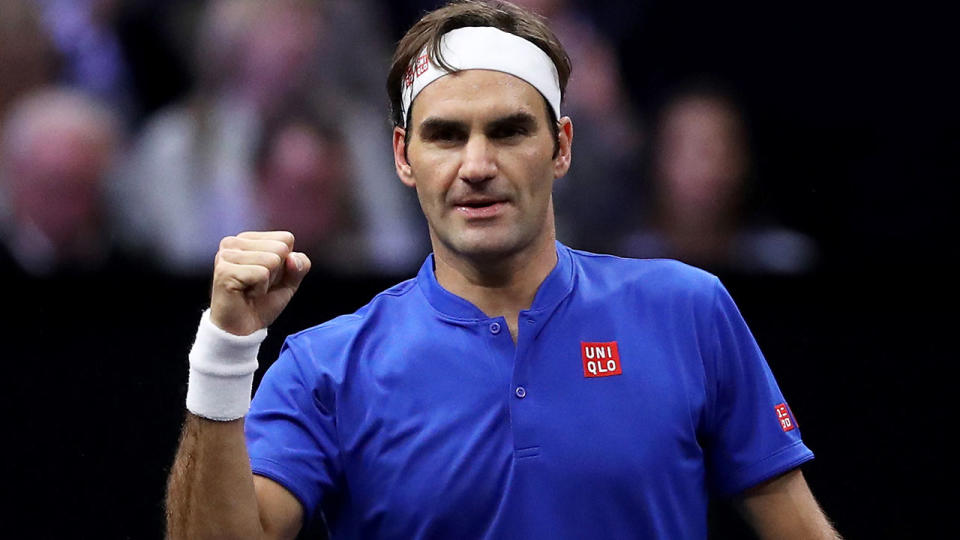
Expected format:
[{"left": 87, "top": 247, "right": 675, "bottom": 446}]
[
  {"left": 112, "top": 0, "right": 323, "bottom": 274},
  {"left": 253, "top": 102, "right": 371, "bottom": 274},
  {"left": 0, "top": 87, "right": 124, "bottom": 276},
  {"left": 317, "top": 1, "right": 429, "bottom": 273},
  {"left": 620, "top": 84, "right": 818, "bottom": 274},
  {"left": 513, "top": 0, "right": 644, "bottom": 253},
  {"left": 113, "top": 0, "right": 425, "bottom": 275}
]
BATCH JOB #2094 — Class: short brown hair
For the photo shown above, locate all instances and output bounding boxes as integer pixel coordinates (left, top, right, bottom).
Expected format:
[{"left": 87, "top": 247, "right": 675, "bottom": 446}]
[{"left": 387, "top": 0, "right": 572, "bottom": 129}]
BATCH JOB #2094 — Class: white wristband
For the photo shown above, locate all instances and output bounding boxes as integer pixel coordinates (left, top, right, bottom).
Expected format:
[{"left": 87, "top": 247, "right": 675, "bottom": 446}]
[{"left": 186, "top": 309, "right": 267, "bottom": 421}]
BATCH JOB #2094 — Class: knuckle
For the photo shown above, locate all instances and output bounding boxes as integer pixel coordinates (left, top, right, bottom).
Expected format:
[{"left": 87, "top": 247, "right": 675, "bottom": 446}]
[
  {"left": 268, "top": 240, "right": 290, "bottom": 257},
  {"left": 212, "top": 264, "right": 230, "bottom": 285},
  {"left": 219, "top": 236, "right": 236, "bottom": 249},
  {"left": 226, "top": 275, "right": 249, "bottom": 292},
  {"left": 267, "top": 251, "right": 284, "bottom": 269},
  {"left": 217, "top": 248, "right": 238, "bottom": 262}
]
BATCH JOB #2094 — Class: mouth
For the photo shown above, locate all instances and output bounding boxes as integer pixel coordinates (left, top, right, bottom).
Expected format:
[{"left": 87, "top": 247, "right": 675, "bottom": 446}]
[{"left": 453, "top": 199, "right": 507, "bottom": 219}]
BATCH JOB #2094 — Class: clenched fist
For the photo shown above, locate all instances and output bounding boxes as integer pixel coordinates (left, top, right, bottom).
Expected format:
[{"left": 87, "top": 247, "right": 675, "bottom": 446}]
[{"left": 210, "top": 231, "right": 311, "bottom": 336}]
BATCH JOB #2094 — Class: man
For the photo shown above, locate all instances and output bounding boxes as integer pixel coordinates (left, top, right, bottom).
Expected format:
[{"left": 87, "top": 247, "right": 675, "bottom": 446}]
[
  {"left": 252, "top": 101, "right": 371, "bottom": 273},
  {"left": 619, "top": 83, "right": 818, "bottom": 274},
  {"left": 167, "top": 1, "right": 840, "bottom": 538},
  {"left": 0, "top": 87, "right": 121, "bottom": 276}
]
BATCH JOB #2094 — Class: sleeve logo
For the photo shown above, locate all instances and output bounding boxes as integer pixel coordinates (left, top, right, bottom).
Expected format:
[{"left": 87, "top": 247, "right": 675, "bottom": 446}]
[
  {"left": 775, "top": 403, "right": 796, "bottom": 432},
  {"left": 581, "top": 341, "right": 622, "bottom": 378}
]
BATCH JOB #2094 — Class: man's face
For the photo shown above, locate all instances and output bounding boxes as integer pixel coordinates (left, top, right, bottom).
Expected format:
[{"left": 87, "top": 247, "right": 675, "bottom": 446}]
[
  {"left": 656, "top": 97, "right": 747, "bottom": 222},
  {"left": 394, "top": 69, "right": 571, "bottom": 262},
  {"left": 260, "top": 124, "right": 345, "bottom": 250},
  {"left": 11, "top": 127, "right": 107, "bottom": 250}
]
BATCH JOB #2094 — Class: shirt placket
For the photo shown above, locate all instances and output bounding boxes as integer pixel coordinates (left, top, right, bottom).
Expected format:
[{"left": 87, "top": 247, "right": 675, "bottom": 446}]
[{"left": 507, "top": 310, "right": 543, "bottom": 459}]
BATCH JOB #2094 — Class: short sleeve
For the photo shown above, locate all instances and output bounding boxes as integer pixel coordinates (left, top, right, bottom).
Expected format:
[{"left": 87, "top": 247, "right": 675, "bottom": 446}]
[
  {"left": 703, "top": 278, "right": 814, "bottom": 496},
  {"left": 245, "top": 338, "right": 342, "bottom": 525}
]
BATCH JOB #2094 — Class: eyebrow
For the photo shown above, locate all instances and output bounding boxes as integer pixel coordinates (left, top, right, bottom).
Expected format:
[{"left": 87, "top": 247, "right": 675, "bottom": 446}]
[
  {"left": 418, "top": 117, "right": 467, "bottom": 140},
  {"left": 417, "top": 111, "right": 540, "bottom": 139},
  {"left": 486, "top": 112, "right": 539, "bottom": 134}
]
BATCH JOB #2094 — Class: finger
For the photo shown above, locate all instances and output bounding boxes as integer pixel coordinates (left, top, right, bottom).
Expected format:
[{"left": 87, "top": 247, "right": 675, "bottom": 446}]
[
  {"left": 219, "top": 248, "right": 284, "bottom": 286},
  {"left": 235, "top": 231, "right": 295, "bottom": 251},
  {"left": 214, "top": 260, "right": 271, "bottom": 297},
  {"left": 279, "top": 252, "right": 311, "bottom": 289},
  {"left": 220, "top": 237, "right": 291, "bottom": 260}
]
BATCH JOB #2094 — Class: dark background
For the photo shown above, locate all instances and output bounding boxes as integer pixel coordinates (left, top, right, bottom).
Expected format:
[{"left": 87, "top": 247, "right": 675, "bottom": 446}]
[{"left": 7, "top": 0, "right": 955, "bottom": 537}]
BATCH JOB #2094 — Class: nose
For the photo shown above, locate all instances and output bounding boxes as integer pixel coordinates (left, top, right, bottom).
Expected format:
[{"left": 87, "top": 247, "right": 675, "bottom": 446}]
[{"left": 458, "top": 134, "right": 497, "bottom": 184}]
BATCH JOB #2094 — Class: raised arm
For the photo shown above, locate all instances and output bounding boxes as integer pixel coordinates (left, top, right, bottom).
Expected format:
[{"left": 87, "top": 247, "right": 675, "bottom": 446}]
[
  {"left": 166, "top": 231, "right": 311, "bottom": 539},
  {"left": 736, "top": 468, "right": 842, "bottom": 540}
]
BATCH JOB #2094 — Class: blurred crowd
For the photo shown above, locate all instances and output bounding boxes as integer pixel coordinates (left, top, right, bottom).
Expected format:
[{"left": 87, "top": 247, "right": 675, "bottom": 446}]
[{"left": 0, "top": 0, "right": 816, "bottom": 278}]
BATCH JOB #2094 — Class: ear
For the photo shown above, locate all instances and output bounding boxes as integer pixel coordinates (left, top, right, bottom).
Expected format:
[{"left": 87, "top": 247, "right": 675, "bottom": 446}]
[
  {"left": 393, "top": 126, "right": 416, "bottom": 188},
  {"left": 553, "top": 116, "right": 573, "bottom": 179}
]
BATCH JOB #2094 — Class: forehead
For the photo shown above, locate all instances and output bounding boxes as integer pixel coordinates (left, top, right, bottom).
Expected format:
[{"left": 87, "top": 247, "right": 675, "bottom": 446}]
[{"left": 411, "top": 69, "right": 548, "bottom": 125}]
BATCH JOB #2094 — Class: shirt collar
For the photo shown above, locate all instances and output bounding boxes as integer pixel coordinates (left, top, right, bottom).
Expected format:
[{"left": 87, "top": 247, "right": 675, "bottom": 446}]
[{"left": 416, "top": 241, "right": 575, "bottom": 320}]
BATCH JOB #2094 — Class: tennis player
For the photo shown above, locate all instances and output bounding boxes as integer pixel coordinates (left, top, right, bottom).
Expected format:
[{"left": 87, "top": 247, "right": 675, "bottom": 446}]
[{"left": 166, "top": 1, "right": 840, "bottom": 538}]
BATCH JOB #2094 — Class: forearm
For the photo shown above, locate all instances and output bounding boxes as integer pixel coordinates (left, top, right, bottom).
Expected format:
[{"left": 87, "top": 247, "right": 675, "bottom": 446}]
[
  {"left": 166, "top": 414, "right": 264, "bottom": 539},
  {"left": 738, "top": 469, "right": 842, "bottom": 540}
]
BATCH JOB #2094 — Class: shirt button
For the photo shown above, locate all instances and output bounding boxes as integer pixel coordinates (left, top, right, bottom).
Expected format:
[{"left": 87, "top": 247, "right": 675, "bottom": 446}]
[
  {"left": 515, "top": 386, "right": 526, "bottom": 399},
  {"left": 526, "top": 318, "right": 535, "bottom": 324},
  {"left": 489, "top": 322, "right": 501, "bottom": 334}
]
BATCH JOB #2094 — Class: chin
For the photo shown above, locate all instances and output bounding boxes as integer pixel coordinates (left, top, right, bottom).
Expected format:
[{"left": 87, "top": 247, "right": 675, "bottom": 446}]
[{"left": 445, "top": 229, "right": 533, "bottom": 262}]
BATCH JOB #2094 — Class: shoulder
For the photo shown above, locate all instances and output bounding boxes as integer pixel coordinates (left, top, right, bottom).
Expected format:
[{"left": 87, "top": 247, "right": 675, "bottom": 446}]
[
  {"left": 567, "top": 247, "right": 720, "bottom": 304},
  {"left": 281, "top": 277, "right": 422, "bottom": 361}
]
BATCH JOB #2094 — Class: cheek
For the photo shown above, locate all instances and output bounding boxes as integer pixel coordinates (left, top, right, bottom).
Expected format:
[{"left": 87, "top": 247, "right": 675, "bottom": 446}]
[
  {"left": 516, "top": 152, "right": 557, "bottom": 197},
  {"left": 409, "top": 149, "right": 456, "bottom": 199},
  {"left": 411, "top": 175, "right": 445, "bottom": 221}
]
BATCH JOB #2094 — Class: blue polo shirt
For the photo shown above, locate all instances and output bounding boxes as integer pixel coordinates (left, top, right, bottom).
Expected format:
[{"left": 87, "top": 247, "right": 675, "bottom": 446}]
[{"left": 245, "top": 243, "right": 813, "bottom": 539}]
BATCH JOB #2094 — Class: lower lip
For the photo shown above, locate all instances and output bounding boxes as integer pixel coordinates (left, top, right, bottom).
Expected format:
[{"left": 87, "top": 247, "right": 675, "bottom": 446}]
[{"left": 456, "top": 202, "right": 506, "bottom": 219}]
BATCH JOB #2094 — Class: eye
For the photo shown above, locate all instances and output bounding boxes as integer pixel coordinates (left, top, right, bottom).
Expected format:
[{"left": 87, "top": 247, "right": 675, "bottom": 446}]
[
  {"left": 423, "top": 127, "right": 467, "bottom": 145},
  {"left": 489, "top": 125, "right": 528, "bottom": 139}
]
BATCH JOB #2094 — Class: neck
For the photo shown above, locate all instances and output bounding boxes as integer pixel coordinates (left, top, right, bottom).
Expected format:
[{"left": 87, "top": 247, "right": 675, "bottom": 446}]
[{"left": 433, "top": 230, "right": 558, "bottom": 342}]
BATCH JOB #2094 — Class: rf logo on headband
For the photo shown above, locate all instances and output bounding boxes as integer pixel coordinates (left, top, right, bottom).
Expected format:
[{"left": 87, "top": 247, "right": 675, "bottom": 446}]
[
  {"left": 404, "top": 54, "right": 431, "bottom": 88},
  {"left": 581, "top": 341, "right": 622, "bottom": 378}
]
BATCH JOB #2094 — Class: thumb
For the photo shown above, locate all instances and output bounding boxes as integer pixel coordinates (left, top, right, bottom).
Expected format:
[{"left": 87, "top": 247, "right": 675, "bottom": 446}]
[{"left": 280, "top": 252, "right": 312, "bottom": 289}]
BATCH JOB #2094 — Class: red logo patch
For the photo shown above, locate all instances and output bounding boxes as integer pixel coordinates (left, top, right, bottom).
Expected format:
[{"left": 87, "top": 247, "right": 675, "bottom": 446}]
[
  {"left": 581, "top": 341, "right": 622, "bottom": 378},
  {"left": 775, "top": 403, "right": 796, "bottom": 432},
  {"left": 403, "top": 53, "right": 431, "bottom": 88}
]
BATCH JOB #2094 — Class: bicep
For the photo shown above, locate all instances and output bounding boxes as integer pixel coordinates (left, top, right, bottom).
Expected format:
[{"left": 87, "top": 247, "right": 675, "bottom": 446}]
[
  {"left": 736, "top": 469, "right": 841, "bottom": 540},
  {"left": 254, "top": 474, "right": 304, "bottom": 540}
]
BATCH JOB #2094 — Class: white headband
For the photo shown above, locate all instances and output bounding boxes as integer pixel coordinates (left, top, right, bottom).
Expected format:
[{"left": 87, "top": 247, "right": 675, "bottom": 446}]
[{"left": 400, "top": 26, "right": 561, "bottom": 124}]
